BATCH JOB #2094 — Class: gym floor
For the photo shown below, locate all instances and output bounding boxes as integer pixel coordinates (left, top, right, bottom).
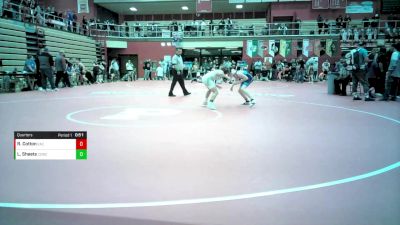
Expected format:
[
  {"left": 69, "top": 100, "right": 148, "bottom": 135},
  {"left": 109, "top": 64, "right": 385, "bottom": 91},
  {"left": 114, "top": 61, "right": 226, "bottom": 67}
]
[{"left": 0, "top": 80, "right": 399, "bottom": 225}]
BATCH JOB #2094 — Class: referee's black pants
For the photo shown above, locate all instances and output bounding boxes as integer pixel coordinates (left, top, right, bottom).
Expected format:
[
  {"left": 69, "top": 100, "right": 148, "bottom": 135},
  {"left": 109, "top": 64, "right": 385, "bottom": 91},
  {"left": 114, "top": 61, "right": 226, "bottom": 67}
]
[{"left": 169, "top": 69, "right": 189, "bottom": 95}]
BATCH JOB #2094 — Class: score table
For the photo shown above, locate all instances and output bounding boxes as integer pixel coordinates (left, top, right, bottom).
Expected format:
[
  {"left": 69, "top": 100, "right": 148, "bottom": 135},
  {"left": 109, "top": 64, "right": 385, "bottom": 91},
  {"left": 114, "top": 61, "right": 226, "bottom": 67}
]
[{"left": 14, "top": 131, "right": 87, "bottom": 160}]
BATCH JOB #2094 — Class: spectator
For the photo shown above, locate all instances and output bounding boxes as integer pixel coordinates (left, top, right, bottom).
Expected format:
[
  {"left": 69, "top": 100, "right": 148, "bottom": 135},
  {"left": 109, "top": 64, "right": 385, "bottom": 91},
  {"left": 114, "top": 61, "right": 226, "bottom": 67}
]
[
  {"left": 66, "top": 9, "right": 73, "bottom": 31},
  {"left": 254, "top": 59, "right": 262, "bottom": 80},
  {"left": 323, "top": 19, "right": 329, "bottom": 34},
  {"left": 371, "top": 13, "right": 379, "bottom": 28},
  {"left": 55, "top": 50, "right": 71, "bottom": 88},
  {"left": 38, "top": 47, "right": 57, "bottom": 91},
  {"left": 382, "top": 43, "right": 400, "bottom": 101},
  {"left": 125, "top": 59, "right": 135, "bottom": 81},
  {"left": 350, "top": 42, "right": 374, "bottom": 101},
  {"left": 143, "top": 60, "right": 152, "bottom": 80},
  {"left": 1, "top": 0, "right": 13, "bottom": 19},
  {"left": 336, "top": 15, "right": 344, "bottom": 29},
  {"left": 92, "top": 61, "right": 100, "bottom": 83},
  {"left": 156, "top": 62, "right": 164, "bottom": 80},
  {"left": 334, "top": 52, "right": 351, "bottom": 96},
  {"left": 200, "top": 18, "right": 207, "bottom": 36},
  {"left": 109, "top": 58, "right": 120, "bottom": 81},
  {"left": 82, "top": 15, "right": 88, "bottom": 35},
  {"left": 317, "top": 14, "right": 323, "bottom": 34},
  {"left": 294, "top": 16, "right": 301, "bottom": 35},
  {"left": 343, "top": 14, "right": 351, "bottom": 29},
  {"left": 362, "top": 17, "right": 370, "bottom": 28},
  {"left": 23, "top": 55, "right": 36, "bottom": 74},
  {"left": 278, "top": 23, "right": 288, "bottom": 35},
  {"left": 319, "top": 59, "right": 330, "bottom": 80}
]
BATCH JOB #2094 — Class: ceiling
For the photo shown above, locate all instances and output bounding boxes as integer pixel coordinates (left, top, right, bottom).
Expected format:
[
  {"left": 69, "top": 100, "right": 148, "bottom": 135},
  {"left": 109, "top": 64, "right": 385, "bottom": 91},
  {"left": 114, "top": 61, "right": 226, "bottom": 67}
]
[{"left": 94, "top": 0, "right": 269, "bottom": 15}]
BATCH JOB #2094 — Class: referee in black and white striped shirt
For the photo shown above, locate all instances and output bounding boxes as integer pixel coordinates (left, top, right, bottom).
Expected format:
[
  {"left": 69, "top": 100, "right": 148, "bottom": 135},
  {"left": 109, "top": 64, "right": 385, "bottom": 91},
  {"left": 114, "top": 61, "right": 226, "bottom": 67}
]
[{"left": 168, "top": 48, "right": 191, "bottom": 97}]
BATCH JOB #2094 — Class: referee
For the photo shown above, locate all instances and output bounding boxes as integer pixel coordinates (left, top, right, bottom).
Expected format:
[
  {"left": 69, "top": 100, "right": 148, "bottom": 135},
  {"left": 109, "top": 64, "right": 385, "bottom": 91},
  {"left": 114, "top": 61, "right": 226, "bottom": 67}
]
[{"left": 169, "top": 48, "right": 191, "bottom": 97}]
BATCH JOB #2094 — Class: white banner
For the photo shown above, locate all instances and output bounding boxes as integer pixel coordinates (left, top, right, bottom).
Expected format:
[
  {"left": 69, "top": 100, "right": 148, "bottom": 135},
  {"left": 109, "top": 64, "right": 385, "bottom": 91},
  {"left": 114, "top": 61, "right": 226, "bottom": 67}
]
[{"left": 77, "top": 0, "right": 89, "bottom": 13}]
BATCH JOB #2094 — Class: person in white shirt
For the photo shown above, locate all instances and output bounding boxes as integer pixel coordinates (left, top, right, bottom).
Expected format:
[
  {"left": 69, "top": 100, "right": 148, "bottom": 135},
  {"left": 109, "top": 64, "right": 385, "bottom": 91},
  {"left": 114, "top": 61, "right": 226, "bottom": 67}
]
[
  {"left": 125, "top": 59, "right": 135, "bottom": 81},
  {"left": 201, "top": 67, "right": 230, "bottom": 110},
  {"left": 168, "top": 48, "right": 190, "bottom": 97},
  {"left": 156, "top": 62, "right": 164, "bottom": 80},
  {"left": 319, "top": 59, "right": 331, "bottom": 80},
  {"left": 109, "top": 58, "right": 120, "bottom": 81}
]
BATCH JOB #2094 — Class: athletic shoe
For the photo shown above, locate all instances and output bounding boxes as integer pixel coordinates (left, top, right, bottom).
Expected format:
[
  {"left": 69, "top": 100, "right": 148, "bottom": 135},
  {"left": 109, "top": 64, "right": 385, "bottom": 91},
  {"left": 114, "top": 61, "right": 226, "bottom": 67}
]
[
  {"left": 250, "top": 99, "right": 256, "bottom": 107},
  {"left": 45, "top": 88, "right": 52, "bottom": 92},
  {"left": 353, "top": 96, "right": 362, "bottom": 100},
  {"left": 207, "top": 102, "right": 216, "bottom": 110},
  {"left": 364, "top": 97, "right": 375, "bottom": 101},
  {"left": 184, "top": 92, "right": 191, "bottom": 96},
  {"left": 202, "top": 101, "right": 208, "bottom": 107},
  {"left": 168, "top": 93, "right": 176, "bottom": 97},
  {"left": 242, "top": 101, "right": 250, "bottom": 105},
  {"left": 38, "top": 87, "right": 44, "bottom": 92}
]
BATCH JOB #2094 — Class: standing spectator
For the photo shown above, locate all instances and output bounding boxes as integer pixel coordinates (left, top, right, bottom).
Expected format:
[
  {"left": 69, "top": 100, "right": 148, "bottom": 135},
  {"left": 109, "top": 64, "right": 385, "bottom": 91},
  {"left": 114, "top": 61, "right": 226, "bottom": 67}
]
[
  {"left": 336, "top": 15, "right": 344, "bottom": 29},
  {"left": 323, "top": 19, "right": 330, "bottom": 34},
  {"left": 109, "top": 58, "right": 120, "bottom": 81},
  {"left": 371, "top": 14, "right": 379, "bottom": 28},
  {"left": 294, "top": 16, "right": 301, "bottom": 35},
  {"left": 343, "top": 14, "right": 351, "bottom": 29},
  {"left": 317, "top": 14, "right": 323, "bottom": 34},
  {"left": 350, "top": 42, "right": 374, "bottom": 101},
  {"left": 254, "top": 59, "right": 262, "bottom": 80},
  {"left": 156, "top": 62, "right": 164, "bottom": 80},
  {"left": 82, "top": 16, "right": 88, "bottom": 35},
  {"left": 209, "top": 19, "right": 214, "bottom": 36},
  {"left": 296, "top": 56, "right": 305, "bottom": 82},
  {"left": 376, "top": 47, "right": 389, "bottom": 94},
  {"left": 125, "top": 59, "right": 135, "bottom": 81},
  {"left": 55, "top": 50, "right": 71, "bottom": 88},
  {"left": 72, "top": 11, "right": 78, "bottom": 32},
  {"left": 278, "top": 23, "right": 288, "bottom": 35},
  {"left": 341, "top": 28, "right": 348, "bottom": 42},
  {"left": 92, "top": 61, "right": 100, "bottom": 83},
  {"left": 200, "top": 18, "right": 207, "bottom": 36},
  {"left": 168, "top": 48, "right": 190, "bottom": 97},
  {"left": 143, "top": 60, "right": 152, "bottom": 80},
  {"left": 66, "top": 9, "right": 73, "bottom": 31},
  {"left": 382, "top": 43, "right": 400, "bottom": 101},
  {"left": 38, "top": 47, "right": 57, "bottom": 91}
]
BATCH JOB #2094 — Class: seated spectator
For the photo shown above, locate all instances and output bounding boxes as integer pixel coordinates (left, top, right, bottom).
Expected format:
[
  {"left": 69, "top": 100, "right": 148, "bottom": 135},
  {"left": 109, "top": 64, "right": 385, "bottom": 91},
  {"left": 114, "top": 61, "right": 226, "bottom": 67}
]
[
  {"left": 336, "top": 15, "right": 344, "bottom": 29},
  {"left": 23, "top": 55, "right": 36, "bottom": 74},
  {"left": 334, "top": 53, "right": 351, "bottom": 96}
]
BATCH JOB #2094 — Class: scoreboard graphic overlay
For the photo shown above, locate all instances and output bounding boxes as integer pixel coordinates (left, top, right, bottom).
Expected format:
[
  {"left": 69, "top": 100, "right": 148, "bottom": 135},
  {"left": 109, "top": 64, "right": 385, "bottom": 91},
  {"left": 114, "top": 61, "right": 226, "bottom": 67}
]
[{"left": 14, "top": 131, "right": 87, "bottom": 160}]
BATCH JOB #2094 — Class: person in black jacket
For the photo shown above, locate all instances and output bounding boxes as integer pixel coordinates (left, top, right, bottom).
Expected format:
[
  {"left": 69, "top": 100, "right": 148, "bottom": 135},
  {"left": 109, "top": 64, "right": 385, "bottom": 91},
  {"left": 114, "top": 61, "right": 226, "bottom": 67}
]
[{"left": 38, "top": 47, "right": 57, "bottom": 91}]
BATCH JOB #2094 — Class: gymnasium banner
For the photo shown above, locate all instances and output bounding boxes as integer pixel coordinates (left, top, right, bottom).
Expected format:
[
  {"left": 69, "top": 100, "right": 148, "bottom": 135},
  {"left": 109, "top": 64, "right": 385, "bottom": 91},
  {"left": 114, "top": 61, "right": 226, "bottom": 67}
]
[
  {"left": 257, "top": 40, "right": 265, "bottom": 57},
  {"left": 326, "top": 39, "right": 338, "bottom": 56},
  {"left": 246, "top": 40, "right": 258, "bottom": 58},
  {"left": 314, "top": 39, "right": 321, "bottom": 57},
  {"left": 346, "top": 1, "right": 373, "bottom": 14},
  {"left": 196, "top": 0, "right": 212, "bottom": 13},
  {"left": 77, "top": 0, "right": 89, "bottom": 13},
  {"left": 279, "top": 40, "right": 292, "bottom": 57},
  {"left": 303, "top": 39, "right": 310, "bottom": 57},
  {"left": 268, "top": 40, "right": 276, "bottom": 57},
  {"left": 312, "top": 0, "right": 330, "bottom": 9},
  {"left": 330, "top": 0, "right": 346, "bottom": 9}
]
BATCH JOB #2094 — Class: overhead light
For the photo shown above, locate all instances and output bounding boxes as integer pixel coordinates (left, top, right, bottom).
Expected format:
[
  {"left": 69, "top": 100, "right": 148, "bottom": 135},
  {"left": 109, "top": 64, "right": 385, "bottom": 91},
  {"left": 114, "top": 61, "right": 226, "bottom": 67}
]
[
  {"left": 129, "top": 7, "right": 137, "bottom": 11},
  {"left": 236, "top": 4, "right": 243, "bottom": 9},
  {"left": 182, "top": 6, "right": 189, "bottom": 10}
]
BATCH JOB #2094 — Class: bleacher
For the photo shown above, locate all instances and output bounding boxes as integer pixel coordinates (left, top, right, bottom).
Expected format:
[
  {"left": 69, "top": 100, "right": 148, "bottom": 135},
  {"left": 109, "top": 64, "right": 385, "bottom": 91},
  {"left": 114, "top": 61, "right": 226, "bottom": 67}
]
[
  {"left": 43, "top": 28, "right": 97, "bottom": 69},
  {"left": 0, "top": 18, "right": 27, "bottom": 71}
]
